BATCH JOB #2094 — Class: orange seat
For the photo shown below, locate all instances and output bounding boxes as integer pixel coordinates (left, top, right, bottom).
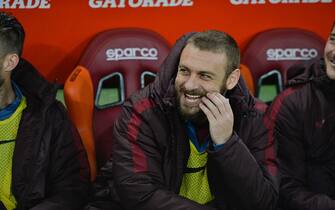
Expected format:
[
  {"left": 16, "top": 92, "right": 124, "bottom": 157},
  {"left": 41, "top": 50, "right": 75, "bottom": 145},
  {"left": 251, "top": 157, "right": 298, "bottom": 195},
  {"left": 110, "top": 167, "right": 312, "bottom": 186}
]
[
  {"left": 240, "top": 64, "right": 255, "bottom": 95},
  {"left": 64, "top": 66, "right": 96, "bottom": 181}
]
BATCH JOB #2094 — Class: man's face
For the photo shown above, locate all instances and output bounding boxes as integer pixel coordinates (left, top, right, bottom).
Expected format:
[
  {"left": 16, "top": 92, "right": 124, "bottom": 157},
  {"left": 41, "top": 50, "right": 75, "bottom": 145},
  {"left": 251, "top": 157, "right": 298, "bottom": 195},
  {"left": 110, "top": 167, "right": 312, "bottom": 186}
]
[
  {"left": 325, "top": 25, "right": 335, "bottom": 80},
  {"left": 175, "top": 44, "right": 228, "bottom": 121}
]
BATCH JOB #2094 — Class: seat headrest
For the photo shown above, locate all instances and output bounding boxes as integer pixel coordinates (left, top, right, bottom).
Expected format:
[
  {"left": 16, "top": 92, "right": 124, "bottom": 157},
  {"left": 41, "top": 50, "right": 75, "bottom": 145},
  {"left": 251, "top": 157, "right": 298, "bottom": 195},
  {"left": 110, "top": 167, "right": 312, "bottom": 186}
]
[
  {"left": 242, "top": 28, "right": 325, "bottom": 88},
  {"left": 75, "top": 28, "right": 170, "bottom": 168},
  {"left": 79, "top": 28, "right": 170, "bottom": 98}
]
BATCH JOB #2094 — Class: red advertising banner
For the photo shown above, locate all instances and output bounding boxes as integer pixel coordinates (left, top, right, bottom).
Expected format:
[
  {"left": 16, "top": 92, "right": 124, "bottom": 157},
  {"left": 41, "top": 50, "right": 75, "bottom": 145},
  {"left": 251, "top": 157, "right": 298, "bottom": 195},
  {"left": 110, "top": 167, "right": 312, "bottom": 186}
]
[{"left": 2, "top": 0, "right": 334, "bottom": 83}]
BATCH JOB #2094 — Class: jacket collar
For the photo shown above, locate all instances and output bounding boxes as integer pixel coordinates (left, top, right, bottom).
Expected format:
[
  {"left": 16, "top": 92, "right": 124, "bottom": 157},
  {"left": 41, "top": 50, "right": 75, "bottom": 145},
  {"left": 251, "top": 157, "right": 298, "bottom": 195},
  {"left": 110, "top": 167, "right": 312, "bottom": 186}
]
[
  {"left": 285, "top": 58, "right": 335, "bottom": 100},
  {"left": 11, "top": 59, "right": 57, "bottom": 107}
]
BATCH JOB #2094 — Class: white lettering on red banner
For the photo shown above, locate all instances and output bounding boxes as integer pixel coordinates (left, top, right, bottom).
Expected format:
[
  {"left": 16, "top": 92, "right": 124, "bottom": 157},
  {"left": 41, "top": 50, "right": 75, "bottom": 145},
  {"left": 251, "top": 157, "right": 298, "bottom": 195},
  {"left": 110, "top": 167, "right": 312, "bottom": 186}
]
[
  {"left": 0, "top": 0, "right": 51, "bottom": 9},
  {"left": 230, "top": 0, "right": 332, "bottom": 4},
  {"left": 89, "top": 0, "right": 193, "bottom": 8}
]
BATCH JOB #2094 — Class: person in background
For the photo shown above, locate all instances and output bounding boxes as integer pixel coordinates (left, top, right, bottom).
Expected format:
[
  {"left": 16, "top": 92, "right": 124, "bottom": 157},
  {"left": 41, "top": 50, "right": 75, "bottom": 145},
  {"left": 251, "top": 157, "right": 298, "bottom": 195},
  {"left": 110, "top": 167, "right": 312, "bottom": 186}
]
[
  {"left": 106, "top": 30, "right": 278, "bottom": 210},
  {"left": 265, "top": 22, "right": 335, "bottom": 210},
  {"left": 0, "top": 12, "right": 89, "bottom": 210}
]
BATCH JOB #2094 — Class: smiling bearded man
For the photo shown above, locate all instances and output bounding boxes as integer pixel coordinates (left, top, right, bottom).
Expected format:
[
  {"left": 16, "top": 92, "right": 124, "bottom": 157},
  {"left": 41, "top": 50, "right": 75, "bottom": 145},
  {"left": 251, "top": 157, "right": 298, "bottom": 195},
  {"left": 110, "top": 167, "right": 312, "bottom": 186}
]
[{"left": 96, "top": 30, "right": 278, "bottom": 210}]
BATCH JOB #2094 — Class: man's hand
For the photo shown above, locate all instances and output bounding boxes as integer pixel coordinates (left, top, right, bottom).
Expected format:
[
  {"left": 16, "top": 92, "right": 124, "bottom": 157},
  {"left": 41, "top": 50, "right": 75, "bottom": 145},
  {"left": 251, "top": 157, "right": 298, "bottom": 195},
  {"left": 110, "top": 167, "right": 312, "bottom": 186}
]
[{"left": 199, "top": 92, "right": 233, "bottom": 145}]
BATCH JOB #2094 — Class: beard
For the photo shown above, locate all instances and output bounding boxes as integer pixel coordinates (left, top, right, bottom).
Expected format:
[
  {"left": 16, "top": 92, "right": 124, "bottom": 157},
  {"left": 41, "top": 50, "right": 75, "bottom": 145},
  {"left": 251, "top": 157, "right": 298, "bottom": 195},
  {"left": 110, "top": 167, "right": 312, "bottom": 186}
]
[
  {"left": 0, "top": 76, "right": 4, "bottom": 89},
  {"left": 175, "top": 84, "right": 227, "bottom": 124},
  {"left": 176, "top": 87, "right": 207, "bottom": 123}
]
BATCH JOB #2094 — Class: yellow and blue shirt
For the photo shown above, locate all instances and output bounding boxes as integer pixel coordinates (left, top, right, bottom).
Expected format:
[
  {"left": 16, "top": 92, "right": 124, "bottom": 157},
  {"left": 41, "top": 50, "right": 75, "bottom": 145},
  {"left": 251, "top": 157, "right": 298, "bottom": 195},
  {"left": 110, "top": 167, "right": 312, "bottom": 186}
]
[
  {"left": 0, "top": 83, "right": 26, "bottom": 210},
  {"left": 179, "top": 121, "right": 214, "bottom": 204}
]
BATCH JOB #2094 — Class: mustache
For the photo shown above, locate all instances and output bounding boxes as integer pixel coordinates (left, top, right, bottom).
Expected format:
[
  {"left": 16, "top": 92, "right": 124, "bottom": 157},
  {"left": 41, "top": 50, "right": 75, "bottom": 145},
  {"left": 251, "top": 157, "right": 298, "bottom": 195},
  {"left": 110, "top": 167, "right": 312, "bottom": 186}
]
[{"left": 179, "top": 86, "right": 206, "bottom": 97}]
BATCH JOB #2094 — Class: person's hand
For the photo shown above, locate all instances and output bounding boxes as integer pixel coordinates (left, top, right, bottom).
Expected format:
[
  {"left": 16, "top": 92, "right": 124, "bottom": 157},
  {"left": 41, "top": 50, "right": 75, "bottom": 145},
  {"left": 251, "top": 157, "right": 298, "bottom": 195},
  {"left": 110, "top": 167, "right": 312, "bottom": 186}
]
[{"left": 199, "top": 92, "right": 233, "bottom": 145}]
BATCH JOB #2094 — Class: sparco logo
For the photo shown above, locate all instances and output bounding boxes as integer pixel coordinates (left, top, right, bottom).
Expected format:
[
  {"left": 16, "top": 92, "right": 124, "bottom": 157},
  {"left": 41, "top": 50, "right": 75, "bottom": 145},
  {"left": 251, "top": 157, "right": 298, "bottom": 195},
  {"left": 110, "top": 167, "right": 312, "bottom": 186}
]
[
  {"left": 106, "top": 48, "right": 158, "bottom": 61},
  {"left": 266, "top": 48, "right": 318, "bottom": 61},
  {"left": 0, "top": 0, "right": 51, "bottom": 9}
]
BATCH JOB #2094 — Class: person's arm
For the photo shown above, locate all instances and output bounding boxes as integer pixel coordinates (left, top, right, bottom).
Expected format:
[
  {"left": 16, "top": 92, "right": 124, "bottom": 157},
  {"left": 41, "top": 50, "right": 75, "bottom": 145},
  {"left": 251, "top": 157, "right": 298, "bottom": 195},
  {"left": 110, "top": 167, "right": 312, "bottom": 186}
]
[
  {"left": 31, "top": 102, "right": 90, "bottom": 210},
  {"left": 200, "top": 92, "right": 278, "bottom": 210},
  {"left": 271, "top": 93, "right": 335, "bottom": 210},
  {"left": 112, "top": 101, "right": 216, "bottom": 210}
]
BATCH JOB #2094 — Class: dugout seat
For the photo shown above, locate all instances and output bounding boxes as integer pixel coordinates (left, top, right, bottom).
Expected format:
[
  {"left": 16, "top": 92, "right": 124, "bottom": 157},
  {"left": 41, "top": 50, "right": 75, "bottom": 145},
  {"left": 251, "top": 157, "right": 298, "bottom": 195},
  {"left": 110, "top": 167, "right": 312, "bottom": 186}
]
[
  {"left": 242, "top": 28, "right": 325, "bottom": 100},
  {"left": 64, "top": 28, "right": 170, "bottom": 180}
]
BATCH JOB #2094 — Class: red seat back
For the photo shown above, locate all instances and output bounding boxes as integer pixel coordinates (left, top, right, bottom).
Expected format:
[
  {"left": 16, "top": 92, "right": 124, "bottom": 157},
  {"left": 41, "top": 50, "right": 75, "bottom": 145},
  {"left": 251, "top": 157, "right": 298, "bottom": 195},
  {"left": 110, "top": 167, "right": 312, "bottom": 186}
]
[
  {"left": 65, "top": 28, "right": 170, "bottom": 178},
  {"left": 242, "top": 28, "right": 325, "bottom": 96}
]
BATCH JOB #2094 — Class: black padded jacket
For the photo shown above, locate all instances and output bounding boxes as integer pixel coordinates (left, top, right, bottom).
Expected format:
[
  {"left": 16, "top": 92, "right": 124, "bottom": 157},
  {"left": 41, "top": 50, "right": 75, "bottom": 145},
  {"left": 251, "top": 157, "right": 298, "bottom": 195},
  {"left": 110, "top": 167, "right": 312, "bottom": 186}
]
[
  {"left": 7, "top": 60, "right": 90, "bottom": 210},
  {"left": 112, "top": 33, "right": 278, "bottom": 210}
]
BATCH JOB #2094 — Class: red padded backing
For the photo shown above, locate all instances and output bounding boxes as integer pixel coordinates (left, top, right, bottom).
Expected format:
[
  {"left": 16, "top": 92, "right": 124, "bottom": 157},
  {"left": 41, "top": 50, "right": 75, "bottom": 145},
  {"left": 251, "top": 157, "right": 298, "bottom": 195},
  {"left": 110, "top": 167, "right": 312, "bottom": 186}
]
[
  {"left": 242, "top": 28, "right": 325, "bottom": 92},
  {"left": 78, "top": 28, "right": 170, "bottom": 168}
]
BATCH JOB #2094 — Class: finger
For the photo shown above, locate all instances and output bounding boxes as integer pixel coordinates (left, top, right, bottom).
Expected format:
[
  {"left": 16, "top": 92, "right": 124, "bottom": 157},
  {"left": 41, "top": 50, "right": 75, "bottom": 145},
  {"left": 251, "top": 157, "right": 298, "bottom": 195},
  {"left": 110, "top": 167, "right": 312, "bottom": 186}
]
[
  {"left": 221, "top": 95, "right": 233, "bottom": 116},
  {"left": 199, "top": 102, "right": 216, "bottom": 122},
  {"left": 206, "top": 92, "right": 225, "bottom": 114},
  {"left": 201, "top": 96, "right": 220, "bottom": 119},
  {"left": 214, "top": 92, "right": 232, "bottom": 115},
  {"left": 208, "top": 92, "right": 230, "bottom": 115}
]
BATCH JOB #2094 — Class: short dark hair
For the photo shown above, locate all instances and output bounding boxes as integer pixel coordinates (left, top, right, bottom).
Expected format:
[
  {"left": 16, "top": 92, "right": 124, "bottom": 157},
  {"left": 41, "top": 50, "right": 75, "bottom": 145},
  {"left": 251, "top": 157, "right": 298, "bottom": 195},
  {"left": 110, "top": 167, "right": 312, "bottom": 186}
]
[
  {"left": 0, "top": 12, "right": 25, "bottom": 57},
  {"left": 187, "top": 30, "right": 240, "bottom": 75}
]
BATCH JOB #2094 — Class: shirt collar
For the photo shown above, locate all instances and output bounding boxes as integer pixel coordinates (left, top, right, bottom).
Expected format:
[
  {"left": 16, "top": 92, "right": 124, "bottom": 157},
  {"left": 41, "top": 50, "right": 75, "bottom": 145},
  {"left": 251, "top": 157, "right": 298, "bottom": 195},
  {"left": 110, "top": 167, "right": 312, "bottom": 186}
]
[{"left": 0, "top": 82, "right": 23, "bottom": 120}]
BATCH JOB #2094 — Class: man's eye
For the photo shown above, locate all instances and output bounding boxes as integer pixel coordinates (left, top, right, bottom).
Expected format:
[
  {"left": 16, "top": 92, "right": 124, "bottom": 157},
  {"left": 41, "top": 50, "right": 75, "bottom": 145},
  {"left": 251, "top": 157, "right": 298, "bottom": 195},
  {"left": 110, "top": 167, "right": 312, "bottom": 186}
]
[
  {"left": 200, "top": 74, "right": 212, "bottom": 80},
  {"left": 178, "top": 67, "right": 188, "bottom": 74}
]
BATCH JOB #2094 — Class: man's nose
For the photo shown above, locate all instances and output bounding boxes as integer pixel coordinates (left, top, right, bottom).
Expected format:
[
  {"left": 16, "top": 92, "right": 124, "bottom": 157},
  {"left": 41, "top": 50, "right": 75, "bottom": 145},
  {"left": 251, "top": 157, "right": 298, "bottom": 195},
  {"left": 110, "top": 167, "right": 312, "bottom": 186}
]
[{"left": 183, "top": 74, "right": 199, "bottom": 90}]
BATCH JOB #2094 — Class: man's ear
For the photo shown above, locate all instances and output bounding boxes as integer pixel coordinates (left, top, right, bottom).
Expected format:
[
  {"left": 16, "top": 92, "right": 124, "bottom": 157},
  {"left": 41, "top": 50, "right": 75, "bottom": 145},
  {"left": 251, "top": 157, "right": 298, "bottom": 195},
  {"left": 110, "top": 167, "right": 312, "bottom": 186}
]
[
  {"left": 3, "top": 53, "right": 19, "bottom": 72},
  {"left": 225, "top": 68, "right": 240, "bottom": 90}
]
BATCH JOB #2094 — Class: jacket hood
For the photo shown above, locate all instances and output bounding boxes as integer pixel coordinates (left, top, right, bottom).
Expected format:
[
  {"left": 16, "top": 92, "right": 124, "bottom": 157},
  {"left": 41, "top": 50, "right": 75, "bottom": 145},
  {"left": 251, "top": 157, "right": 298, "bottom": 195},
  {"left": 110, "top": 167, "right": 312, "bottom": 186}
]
[
  {"left": 286, "top": 58, "right": 335, "bottom": 97},
  {"left": 286, "top": 58, "right": 328, "bottom": 87},
  {"left": 11, "top": 58, "right": 58, "bottom": 105},
  {"left": 151, "top": 32, "right": 256, "bottom": 114}
]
